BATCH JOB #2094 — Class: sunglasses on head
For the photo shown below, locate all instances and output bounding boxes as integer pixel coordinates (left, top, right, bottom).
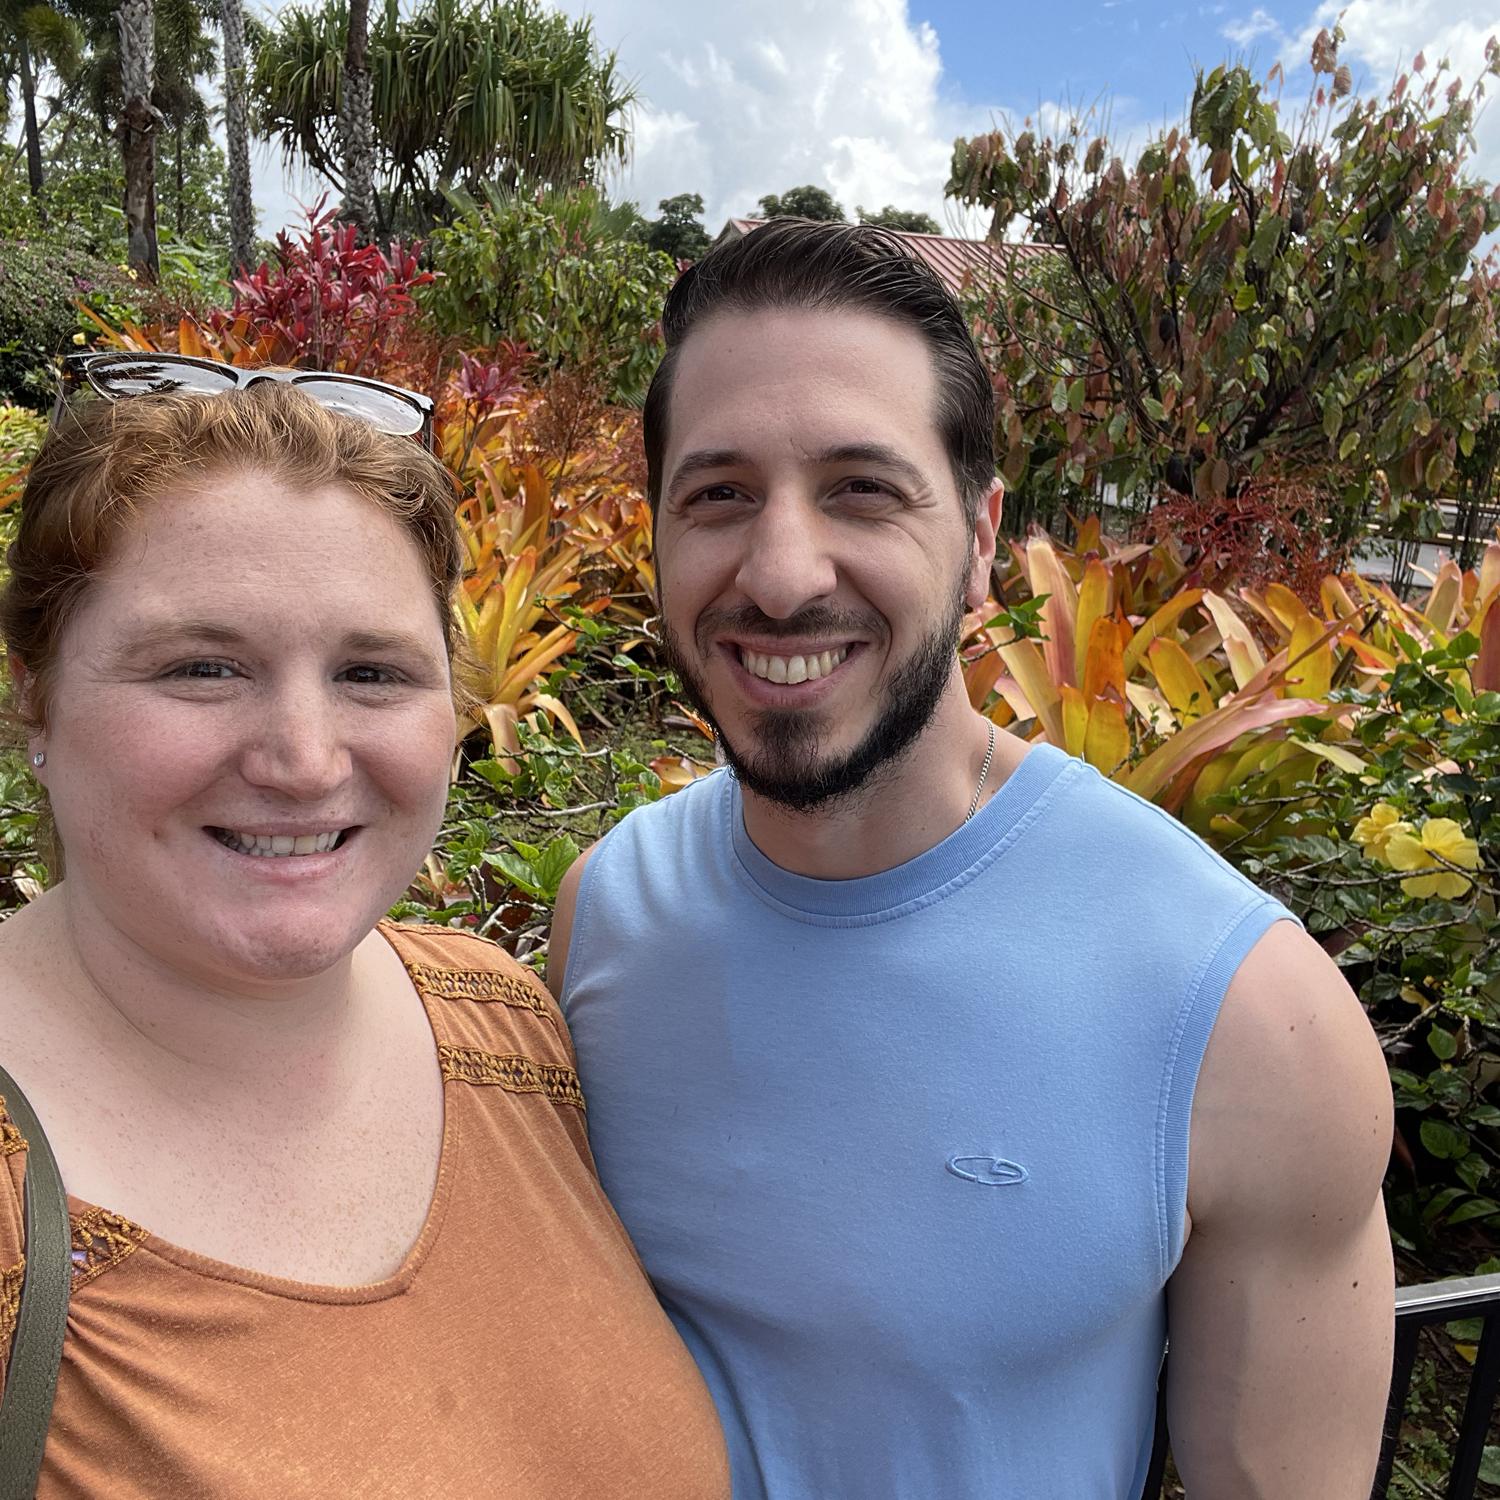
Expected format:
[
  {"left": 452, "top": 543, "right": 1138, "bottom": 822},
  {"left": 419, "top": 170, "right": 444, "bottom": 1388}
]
[{"left": 56, "top": 351, "right": 435, "bottom": 447}]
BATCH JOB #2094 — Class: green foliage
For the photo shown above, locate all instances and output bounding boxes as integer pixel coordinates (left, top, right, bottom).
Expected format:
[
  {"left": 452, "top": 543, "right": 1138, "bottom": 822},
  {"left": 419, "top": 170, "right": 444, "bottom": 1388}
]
[
  {"left": 1216, "top": 634, "right": 1500, "bottom": 1256},
  {"left": 252, "top": 0, "right": 633, "bottom": 235},
  {"left": 857, "top": 203, "right": 940, "bottom": 234},
  {"left": 641, "top": 192, "right": 710, "bottom": 263},
  {"left": 948, "top": 28, "right": 1500, "bottom": 543},
  {"left": 422, "top": 184, "right": 676, "bottom": 402},
  {"left": 0, "top": 234, "right": 138, "bottom": 402},
  {"left": 756, "top": 184, "right": 844, "bottom": 221}
]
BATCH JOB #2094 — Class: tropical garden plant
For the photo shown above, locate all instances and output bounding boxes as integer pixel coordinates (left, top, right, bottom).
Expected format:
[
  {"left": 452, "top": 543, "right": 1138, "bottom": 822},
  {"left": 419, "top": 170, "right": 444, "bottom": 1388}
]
[{"left": 947, "top": 27, "right": 1500, "bottom": 547}]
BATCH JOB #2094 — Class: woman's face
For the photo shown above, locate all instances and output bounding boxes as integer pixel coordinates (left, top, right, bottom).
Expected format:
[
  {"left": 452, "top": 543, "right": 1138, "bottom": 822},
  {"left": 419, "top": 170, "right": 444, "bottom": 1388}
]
[{"left": 34, "top": 467, "right": 456, "bottom": 987}]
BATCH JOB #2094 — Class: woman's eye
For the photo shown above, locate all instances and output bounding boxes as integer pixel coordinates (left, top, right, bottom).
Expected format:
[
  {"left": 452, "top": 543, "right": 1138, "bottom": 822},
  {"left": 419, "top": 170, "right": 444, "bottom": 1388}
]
[
  {"left": 169, "top": 660, "right": 238, "bottom": 680},
  {"left": 339, "top": 664, "right": 401, "bottom": 686}
]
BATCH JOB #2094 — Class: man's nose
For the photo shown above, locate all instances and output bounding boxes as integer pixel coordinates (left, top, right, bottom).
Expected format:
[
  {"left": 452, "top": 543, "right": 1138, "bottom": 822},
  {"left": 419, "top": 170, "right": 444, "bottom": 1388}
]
[
  {"left": 733, "top": 495, "right": 839, "bottom": 620},
  {"left": 239, "top": 680, "right": 353, "bottom": 800}
]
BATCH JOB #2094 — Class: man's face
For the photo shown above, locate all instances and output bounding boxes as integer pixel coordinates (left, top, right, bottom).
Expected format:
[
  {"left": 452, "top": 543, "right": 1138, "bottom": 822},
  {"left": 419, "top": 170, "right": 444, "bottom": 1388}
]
[{"left": 654, "top": 307, "right": 993, "bottom": 812}]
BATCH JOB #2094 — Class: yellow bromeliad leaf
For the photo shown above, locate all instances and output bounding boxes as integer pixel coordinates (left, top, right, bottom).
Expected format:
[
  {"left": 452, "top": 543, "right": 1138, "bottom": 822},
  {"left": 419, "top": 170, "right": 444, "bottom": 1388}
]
[
  {"left": 1300, "top": 741, "right": 1369, "bottom": 774},
  {"left": 1083, "top": 696, "right": 1130, "bottom": 777},
  {"left": 1481, "top": 540, "right": 1500, "bottom": 606},
  {"left": 1120, "top": 588, "right": 1204, "bottom": 679},
  {"left": 1147, "top": 637, "right": 1212, "bottom": 722},
  {"left": 1423, "top": 558, "right": 1464, "bottom": 635},
  {"left": 1124, "top": 694, "right": 1323, "bottom": 808},
  {"left": 1201, "top": 591, "right": 1266, "bottom": 689},
  {"left": 1261, "top": 582, "right": 1311, "bottom": 634},
  {"left": 1026, "top": 533, "right": 1079, "bottom": 688},
  {"left": 1000, "top": 637, "right": 1065, "bottom": 746},
  {"left": 1059, "top": 684, "right": 1089, "bottom": 758},
  {"left": 1081, "top": 614, "right": 1127, "bottom": 704},
  {"left": 1125, "top": 681, "right": 1176, "bottom": 735},
  {"left": 1073, "top": 559, "right": 1114, "bottom": 687},
  {"left": 1320, "top": 576, "right": 1359, "bottom": 621},
  {"left": 1284, "top": 612, "right": 1333, "bottom": 699}
]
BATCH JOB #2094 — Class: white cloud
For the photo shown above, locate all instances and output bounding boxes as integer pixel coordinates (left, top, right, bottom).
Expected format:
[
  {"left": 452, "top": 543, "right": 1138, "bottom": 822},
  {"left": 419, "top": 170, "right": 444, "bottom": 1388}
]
[
  {"left": 588, "top": 0, "right": 996, "bottom": 234},
  {"left": 1222, "top": 8, "right": 1285, "bottom": 48},
  {"left": 1290, "top": 0, "right": 1499, "bottom": 186}
]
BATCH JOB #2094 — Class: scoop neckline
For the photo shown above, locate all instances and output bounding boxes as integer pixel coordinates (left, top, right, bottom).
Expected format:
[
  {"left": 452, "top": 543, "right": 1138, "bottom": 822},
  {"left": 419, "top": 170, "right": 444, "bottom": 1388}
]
[{"left": 63, "top": 920, "right": 458, "bottom": 1307}]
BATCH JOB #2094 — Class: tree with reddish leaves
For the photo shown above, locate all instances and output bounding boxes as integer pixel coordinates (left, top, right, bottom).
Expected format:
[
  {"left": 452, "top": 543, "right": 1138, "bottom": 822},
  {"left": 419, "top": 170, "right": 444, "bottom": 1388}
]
[{"left": 947, "top": 25, "right": 1500, "bottom": 576}]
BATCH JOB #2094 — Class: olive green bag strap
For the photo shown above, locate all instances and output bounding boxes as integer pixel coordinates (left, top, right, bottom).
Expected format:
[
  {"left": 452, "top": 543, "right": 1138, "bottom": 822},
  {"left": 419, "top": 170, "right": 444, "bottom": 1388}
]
[{"left": 0, "top": 1063, "right": 69, "bottom": 1500}]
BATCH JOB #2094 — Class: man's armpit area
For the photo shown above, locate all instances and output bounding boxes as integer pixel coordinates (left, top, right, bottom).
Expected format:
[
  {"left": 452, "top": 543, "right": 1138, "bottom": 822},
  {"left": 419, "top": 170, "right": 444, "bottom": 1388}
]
[{"left": 1186, "top": 919, "right": 1393, "bottom": 1244}]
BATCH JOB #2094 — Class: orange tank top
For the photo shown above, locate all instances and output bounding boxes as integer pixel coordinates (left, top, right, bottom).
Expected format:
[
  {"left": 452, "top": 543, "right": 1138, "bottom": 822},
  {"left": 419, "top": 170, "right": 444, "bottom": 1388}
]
[{"left": 0, "top": 922, "right": 728, "bottom": 1499}]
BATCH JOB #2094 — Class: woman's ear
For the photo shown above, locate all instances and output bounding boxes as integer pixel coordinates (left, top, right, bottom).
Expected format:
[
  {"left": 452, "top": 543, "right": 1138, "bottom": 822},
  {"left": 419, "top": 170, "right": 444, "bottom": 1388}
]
[{"left": 965, "top": 480, "right": 1005, "bottom": 610}]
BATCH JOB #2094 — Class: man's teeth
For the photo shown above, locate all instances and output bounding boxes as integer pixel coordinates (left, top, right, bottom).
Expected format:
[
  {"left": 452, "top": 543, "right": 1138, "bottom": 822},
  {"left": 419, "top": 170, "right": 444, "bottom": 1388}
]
[
  {"left": 740, "top": 646, "right": 849, "bottom": 685},
  {"left": 215, "top": 829, "right": 344, "bottom": 857}
]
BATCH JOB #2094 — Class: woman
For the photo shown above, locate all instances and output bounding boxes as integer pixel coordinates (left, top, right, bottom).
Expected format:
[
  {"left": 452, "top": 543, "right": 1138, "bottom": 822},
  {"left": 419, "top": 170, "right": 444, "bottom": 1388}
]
[{"left": 0, "top": 372, "right": 728, "bottom": 1497}]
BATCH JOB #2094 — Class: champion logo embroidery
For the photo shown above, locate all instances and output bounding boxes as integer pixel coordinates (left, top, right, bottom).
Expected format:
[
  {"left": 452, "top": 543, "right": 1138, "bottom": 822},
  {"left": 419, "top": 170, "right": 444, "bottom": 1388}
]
[{"left": 946, "top": 1154, "right": 1029, "bottom": 1186}]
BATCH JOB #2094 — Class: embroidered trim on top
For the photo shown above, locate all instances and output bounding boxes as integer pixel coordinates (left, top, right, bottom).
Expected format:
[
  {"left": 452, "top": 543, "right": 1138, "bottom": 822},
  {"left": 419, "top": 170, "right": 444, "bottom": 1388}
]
[
  {"left": 0, "top": 1256, "right": 22, "bottom": 1346},
  {"left": 406, "top": 964, "right": 549, "bottom": 1016},
  {"left": 0, "top": 1101, "right": 26, "bottom": 1158},
  {"left": 70, "top": 1206, "right": 147, "bottom": 1290},
  {"left": 437, "top": 1044, "right": 585, "bottom": 1111}
]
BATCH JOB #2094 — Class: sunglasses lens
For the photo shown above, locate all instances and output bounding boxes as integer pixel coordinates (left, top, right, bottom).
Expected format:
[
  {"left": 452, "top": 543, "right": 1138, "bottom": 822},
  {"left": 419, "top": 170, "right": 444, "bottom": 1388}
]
[
  {"left": 86, "top": 357, "right": 239, "bottom": 397},
  {"left": 293, "top": 378, "right": 426, "bottom": 436}
]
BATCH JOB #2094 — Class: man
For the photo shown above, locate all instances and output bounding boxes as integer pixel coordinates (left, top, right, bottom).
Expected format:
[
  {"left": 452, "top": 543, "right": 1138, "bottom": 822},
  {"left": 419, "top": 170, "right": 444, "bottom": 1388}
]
[{"left": 549, "top": 220, "right": 1393, "bottom": 1498}]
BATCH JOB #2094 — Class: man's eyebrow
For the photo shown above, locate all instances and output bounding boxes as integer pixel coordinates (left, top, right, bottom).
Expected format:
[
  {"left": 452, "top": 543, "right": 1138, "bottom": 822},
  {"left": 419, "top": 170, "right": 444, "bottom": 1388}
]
[
  {"left": 665, "top": 448, "right": 750, "bottom": 495},
  {"left": 814, "top": 443, "right": 929, "bottom": 489}
]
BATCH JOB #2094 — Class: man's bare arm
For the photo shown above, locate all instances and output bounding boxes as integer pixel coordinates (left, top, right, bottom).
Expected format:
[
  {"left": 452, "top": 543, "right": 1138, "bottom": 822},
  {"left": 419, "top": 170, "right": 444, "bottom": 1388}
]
[
  {"left": 546, "top": 841, "right": 600, "bottom": 996},
  {"left": 1166, "top": 920, "right": 1394, "bottom": 1498}
]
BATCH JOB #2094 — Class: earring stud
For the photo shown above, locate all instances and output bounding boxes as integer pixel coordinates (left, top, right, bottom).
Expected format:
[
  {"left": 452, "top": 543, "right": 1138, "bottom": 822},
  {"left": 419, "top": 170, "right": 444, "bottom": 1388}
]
[{"left": 31, "top": 751, "right": 45, "bottom": 768}]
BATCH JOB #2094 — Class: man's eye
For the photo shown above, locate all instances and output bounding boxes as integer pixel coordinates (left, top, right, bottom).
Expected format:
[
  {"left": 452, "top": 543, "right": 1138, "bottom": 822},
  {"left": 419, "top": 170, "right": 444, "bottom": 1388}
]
[
  {"left": 839, "top": 478, "right": 894, "bottom": 500},
  {"left": 690, "top": 484, "right": 743, "bottom": 505}
]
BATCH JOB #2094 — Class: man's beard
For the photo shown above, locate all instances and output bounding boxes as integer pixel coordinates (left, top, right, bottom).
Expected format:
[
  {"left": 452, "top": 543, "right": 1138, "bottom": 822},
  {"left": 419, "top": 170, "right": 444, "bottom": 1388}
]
[{"left": 657, "top": 589, "right": 967, "bottom": 814}]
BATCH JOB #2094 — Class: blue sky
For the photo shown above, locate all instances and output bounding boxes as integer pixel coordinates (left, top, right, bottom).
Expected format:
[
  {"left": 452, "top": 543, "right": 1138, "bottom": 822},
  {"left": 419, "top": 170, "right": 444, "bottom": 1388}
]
[{"left": 250, "top": 0, "right": 1498, "bottom": 238}]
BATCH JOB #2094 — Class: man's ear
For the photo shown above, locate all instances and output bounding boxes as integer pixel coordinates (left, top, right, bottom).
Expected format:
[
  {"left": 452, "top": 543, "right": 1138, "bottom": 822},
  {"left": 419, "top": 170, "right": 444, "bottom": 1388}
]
[{"left": 966, "top": 479, "right": 1006, "bottom": 610}]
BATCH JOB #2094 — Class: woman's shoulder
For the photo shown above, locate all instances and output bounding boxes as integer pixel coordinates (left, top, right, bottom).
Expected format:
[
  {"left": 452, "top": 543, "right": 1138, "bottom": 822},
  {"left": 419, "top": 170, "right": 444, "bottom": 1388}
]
[
  {"left": 0, "top": 1093, "right": 29, "bottom": 1400},
  {"left": 378, "top": 920, "right": 576, "bottom": 1063}
]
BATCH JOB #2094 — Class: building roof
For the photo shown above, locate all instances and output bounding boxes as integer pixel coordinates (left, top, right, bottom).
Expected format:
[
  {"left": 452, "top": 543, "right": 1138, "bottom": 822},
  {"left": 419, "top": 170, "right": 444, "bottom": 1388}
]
[{"left": 717, "top": 218, "right": 1053, "bottom": 296}]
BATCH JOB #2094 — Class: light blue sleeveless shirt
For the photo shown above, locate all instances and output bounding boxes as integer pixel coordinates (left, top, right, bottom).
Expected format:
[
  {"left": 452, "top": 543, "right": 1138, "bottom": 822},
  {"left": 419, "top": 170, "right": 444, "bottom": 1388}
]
[{"left": 561, "top": 744, "right": 1293, "bottom": 1499}]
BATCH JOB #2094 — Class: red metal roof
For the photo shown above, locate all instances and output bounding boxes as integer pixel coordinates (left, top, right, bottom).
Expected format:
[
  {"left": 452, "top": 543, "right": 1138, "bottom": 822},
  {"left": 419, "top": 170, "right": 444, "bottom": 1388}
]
[{"left": 719, "top": 218, "right": 1052, "bottom": 295}]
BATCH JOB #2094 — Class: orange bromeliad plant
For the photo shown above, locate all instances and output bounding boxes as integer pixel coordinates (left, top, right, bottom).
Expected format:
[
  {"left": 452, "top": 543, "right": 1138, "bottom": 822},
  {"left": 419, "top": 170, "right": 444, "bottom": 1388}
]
[{"left": 963, "top": 522, "right": 1500, "bottom": 834}]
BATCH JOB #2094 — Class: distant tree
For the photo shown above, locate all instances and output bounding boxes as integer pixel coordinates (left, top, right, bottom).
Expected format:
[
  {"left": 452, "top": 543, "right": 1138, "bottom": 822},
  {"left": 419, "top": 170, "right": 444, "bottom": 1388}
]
[
  {"left": 756, "top": 183, "right": 843, "bottom": 221},
  {"left": 116, "top": 0, "right": 158, "bottom": 277},
  {"left": 219, "top": 0, "right": 253, "bottom": 273},
  {"left": 858, "top": 203, "right": 940, "bottom": 234},
  {"left": 253, "top": 0, "right": 634, "bottom": 235},
  {"left": 644, "top": 191, "right": 709, "bottom": 262},
  {"left": 339, "top": 0, "right": 375, "bottom": 235},
  {"left": 0, "top": 0, "right": 84, "bottom": 198},
  {"left": 947, "top": 25, "right": 1500, "bottom": 544}
]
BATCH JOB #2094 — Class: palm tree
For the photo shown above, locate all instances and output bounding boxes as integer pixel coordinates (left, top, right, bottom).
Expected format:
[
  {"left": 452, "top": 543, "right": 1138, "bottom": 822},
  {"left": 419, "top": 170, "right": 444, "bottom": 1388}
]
[
  {"left": 117, "top": 0, "right": 159, "bottom": 277},
  {"left": 338, "top": 0, "right": 373, "bottom": 233},
  {"left": 219, "top": 0, "right": 252, "bottom": 271},
  {"left": 0, "top": 0, "right": 84, "bottom": 197},
  {"left": 252, "top": 0, "right": 634, "bottom": 235}
]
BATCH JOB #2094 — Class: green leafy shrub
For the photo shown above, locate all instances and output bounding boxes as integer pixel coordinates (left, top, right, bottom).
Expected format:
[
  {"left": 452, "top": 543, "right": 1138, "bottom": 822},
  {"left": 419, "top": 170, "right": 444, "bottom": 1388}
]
[
  {"left": 0, "top": 239, "right": 141, "bottom": 405},
  {"left": 422, "top": 185, "right": 676, "bottom": 401},
  {"left": 1216, "top": 632, "right": 1499, "bottom": 1259}
]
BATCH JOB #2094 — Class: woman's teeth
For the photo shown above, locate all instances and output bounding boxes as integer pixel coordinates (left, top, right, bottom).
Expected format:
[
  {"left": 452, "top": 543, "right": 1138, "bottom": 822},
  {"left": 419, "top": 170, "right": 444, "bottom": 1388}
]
[
  {"left": 740, "top": 646, "right": 849, "bottom": 685},
  {"left": 213, "top": 829, "right": 345, "bottom": 857}
]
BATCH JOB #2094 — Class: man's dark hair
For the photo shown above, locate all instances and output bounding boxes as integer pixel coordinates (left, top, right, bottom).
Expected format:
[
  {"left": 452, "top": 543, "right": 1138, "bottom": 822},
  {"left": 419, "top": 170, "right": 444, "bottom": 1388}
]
[{"left": 643, "top": 218, "right": 996, "bottom": 527}]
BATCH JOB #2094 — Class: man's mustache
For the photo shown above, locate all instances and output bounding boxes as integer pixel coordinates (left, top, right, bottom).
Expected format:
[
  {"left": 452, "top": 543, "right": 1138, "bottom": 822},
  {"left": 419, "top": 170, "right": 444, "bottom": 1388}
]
[{"left": 692, "top": 604, "right": 885, "bottom": 646}]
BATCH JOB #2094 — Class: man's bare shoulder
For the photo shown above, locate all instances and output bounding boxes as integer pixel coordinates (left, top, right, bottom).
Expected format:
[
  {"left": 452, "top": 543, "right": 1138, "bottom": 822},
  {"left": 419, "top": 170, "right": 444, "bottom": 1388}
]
[
  {"left": 546, "top": 840, "right": 603, "bottom": 997},
  {"left": 1187, "top": 919, "right": 1392, "bottom": 1239}
]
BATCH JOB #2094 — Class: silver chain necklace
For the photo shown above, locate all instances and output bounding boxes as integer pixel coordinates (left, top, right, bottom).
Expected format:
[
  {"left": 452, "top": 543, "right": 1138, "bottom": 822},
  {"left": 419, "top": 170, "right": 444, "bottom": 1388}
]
[{"left": 965, "top": 721, "right": 997, "bottom": 823}]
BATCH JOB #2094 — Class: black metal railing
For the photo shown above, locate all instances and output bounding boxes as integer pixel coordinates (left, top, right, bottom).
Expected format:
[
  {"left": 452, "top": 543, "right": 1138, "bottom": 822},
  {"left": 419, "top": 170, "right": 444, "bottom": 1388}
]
[{"left": 1143, "top": 1272, "right": 1500, "bottom": 1499}]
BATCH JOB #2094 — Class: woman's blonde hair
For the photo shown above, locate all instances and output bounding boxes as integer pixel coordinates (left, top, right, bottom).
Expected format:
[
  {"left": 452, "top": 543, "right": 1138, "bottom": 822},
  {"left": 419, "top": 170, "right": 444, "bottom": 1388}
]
[{"left": 2, "top": 381, "right": 466, "bottom": 733}]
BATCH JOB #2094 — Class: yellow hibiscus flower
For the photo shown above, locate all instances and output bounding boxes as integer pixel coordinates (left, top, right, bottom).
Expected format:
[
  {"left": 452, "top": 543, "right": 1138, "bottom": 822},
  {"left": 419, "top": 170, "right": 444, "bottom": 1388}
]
[
  {"left": 1384, "top": 817, "right": 1481, "bottom": 900},
  {"left": 1352, "top": 802, "right": 1411, "bottom": 862}
]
